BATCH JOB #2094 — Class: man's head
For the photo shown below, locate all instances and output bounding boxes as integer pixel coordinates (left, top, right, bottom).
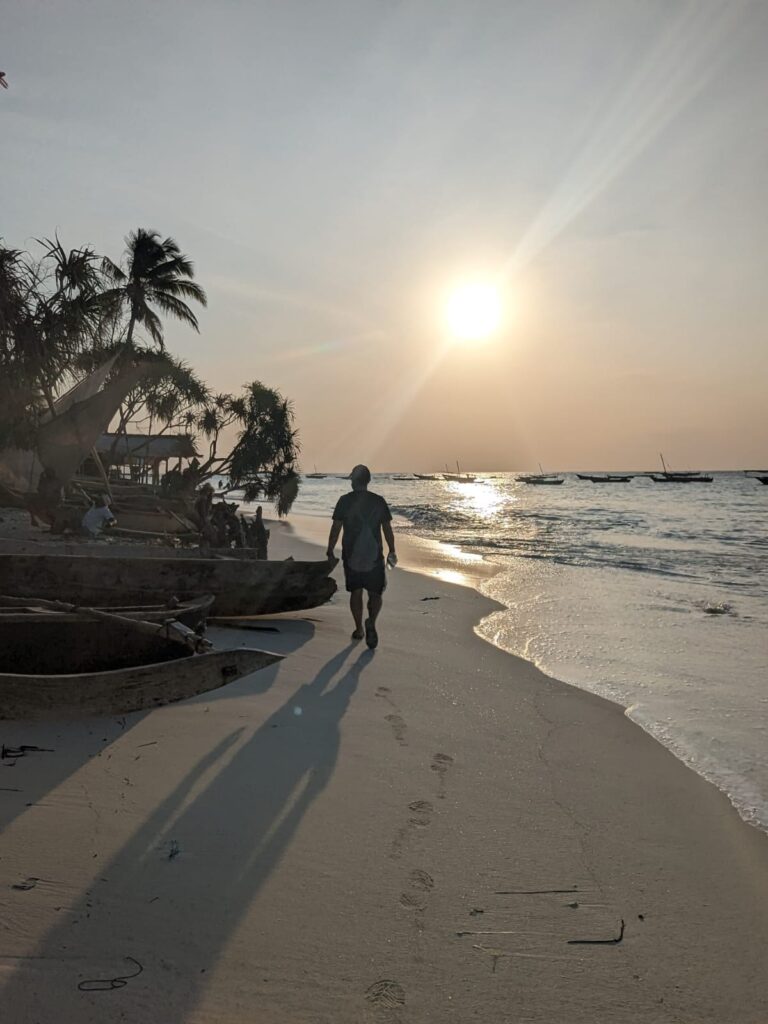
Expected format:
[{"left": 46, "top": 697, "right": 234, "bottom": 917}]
[{"left": 349, "top": 464, "right": 371, "bottom": 491}]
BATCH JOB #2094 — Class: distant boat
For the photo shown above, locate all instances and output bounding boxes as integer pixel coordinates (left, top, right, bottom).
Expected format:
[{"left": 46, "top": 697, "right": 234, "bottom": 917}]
[
  {"left": 305, "top": 464, "right": 327, "bottom": 479},
  {"left": 414, "top": 473, "right": 440, "bottom": 480},
  {"left": 519, "top": 463, "right": 565, "bottom": 485},
  {"left": 443, "top": 461, "right": 476, "bottom": 483},
  {"left": 650, "top": 473, "right": 713, "bottom": 483},
  {"left": 651, "top": 453, "right": 713, "bottom": 483},
  {"left": 519, "top": 474, "right": 564, "bottom": 485},
  {"left": 577, "top": 474, "right": 634, "bottom": 483},
  {"left": 757, "top": 476, "right": 768, "bottom": 485}
]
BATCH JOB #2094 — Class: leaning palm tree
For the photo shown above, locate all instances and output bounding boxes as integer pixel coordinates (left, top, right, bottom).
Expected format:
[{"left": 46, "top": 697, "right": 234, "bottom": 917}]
[{"left": 103, "top": 228, "right": 207, "bottom": 349}]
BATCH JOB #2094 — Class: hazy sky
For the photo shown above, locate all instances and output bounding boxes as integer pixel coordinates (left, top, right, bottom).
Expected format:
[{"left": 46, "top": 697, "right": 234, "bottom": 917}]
[{"left": 3, "top": 0, "right": 767, "bottom": 470}]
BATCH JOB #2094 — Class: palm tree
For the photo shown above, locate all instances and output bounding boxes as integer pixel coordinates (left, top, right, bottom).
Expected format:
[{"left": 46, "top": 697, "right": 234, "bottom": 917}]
[{"left": 103, "top": 228, "right": 207, "bottom": 349}]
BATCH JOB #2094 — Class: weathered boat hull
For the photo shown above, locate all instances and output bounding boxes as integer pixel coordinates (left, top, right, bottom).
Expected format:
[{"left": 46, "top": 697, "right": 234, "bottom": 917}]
[
  {"left": 111, "top": 508, "right": 197, "bottom": 535},
  {"left": 0, "top": 594, "right": 214, "bottom": 631},
  {"left": 0, "top": 553, "right": 337, "bottom": 616},
  {"left": 0, "top": 638, "right": 280, "bottom": 719}
]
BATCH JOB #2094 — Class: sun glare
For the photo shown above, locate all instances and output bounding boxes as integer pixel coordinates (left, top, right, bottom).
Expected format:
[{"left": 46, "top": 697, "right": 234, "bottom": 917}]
[{"left": 444, "top": 282, "right": 503, "bottom": 342}]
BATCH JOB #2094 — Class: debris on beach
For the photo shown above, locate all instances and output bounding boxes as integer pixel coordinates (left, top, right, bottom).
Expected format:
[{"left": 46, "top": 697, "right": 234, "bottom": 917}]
[
  {"left": 699, "top": 601, "right": 734, "bottom": 615},
  {"left": 1, "top": 744, "right": 55, "bottom": 762},
  {"left": 77, "top": 956, "right": 144, "bottom": 992},
  {"left": 568, "top": 918, "right": 625, "bottom": 945},
  {"left": 12, "top": 876, "right": 40, "bottom": 891}
]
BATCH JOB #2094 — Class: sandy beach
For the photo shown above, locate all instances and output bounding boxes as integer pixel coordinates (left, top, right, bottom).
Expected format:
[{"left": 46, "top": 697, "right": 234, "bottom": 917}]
[{"left": 1, "top": 519, "right": 767, "bottom": 1023}]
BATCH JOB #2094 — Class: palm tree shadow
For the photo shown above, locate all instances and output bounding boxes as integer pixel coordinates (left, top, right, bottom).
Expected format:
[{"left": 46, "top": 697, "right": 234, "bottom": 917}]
[{"left": 0, "top": 644, "right": 371, "bottom": 1020}]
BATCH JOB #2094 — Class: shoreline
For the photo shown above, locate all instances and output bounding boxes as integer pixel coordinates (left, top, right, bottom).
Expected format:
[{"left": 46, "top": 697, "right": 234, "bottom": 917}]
[
  {"left": 288, "top": 509, "right": 768, "bottom": 835},
  {"left": 0, "top": 512, "right": 766, "bottom": 1018}
]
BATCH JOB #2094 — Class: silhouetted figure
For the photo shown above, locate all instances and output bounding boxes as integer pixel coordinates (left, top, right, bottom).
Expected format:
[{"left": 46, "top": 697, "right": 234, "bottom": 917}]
[
  {"left": 253, "top": 505, "right": 270, "bottom": 558},
  {"left": 327, "top": 464, "right": 396, "bottom": 649},
  {"left": 27, "top": 467, "right": 62, "bottom": 528}
]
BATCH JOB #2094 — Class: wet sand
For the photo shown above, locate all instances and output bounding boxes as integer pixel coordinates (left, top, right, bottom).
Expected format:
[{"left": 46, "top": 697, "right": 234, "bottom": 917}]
[{"left": 0, "top": 517, "right": 766, "bottom": 1021}]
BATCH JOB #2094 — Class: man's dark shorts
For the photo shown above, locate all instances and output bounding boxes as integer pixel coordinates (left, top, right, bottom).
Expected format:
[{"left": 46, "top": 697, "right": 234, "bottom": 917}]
[{"left": 343, "top": 561, "right": 387, "bottom": 595}]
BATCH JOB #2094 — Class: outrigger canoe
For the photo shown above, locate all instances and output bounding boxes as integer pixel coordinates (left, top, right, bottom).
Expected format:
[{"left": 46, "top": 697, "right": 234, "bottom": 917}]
[
  {"left": 0, "top": 593, "right": 214, "bottom": 631},
  {"left": 0, "top": 552, "right": 337, "bottom": 616}
]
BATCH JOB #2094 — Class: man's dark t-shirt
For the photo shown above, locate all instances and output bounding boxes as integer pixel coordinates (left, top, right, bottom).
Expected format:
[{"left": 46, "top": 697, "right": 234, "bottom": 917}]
[{"left": 332, "top": 490, "right": 392, "bottom": 567}]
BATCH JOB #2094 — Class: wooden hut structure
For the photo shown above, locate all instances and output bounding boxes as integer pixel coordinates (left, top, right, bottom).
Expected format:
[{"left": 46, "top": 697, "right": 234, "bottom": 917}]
[{"left": 87, "top": 432, "right": 200, "bottom": 485}]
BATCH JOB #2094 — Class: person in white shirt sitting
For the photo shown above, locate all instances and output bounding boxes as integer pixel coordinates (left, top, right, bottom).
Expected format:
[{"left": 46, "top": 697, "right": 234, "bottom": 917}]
[{"left": 81, "top": 494, "right": 117, "bottom": 537}]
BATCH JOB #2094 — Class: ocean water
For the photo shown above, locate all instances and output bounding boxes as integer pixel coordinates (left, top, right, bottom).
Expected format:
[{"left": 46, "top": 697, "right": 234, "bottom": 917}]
[{"left": 289, "top": 472, "right": 768, "bottom": 832}]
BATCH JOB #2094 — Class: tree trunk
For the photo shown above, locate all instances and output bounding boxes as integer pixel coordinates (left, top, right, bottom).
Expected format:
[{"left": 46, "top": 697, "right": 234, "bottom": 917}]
[{"left": 125, "top": 307, "right": 137, "bottom": 348}]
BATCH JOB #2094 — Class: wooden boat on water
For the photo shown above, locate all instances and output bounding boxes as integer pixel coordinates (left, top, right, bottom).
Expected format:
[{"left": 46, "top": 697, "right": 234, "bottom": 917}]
[
  {"left": 0, "top": 615, "right": 280, "bottom": 718},
  {"left": 650, "top": 473, "right": 713, "bottom": 483},
  {"left": 0, "top": 553, "right": 337, "bottom": 616},
  {"left": 0, "top": 593, "right": 214, "bottom": 631},
  {"left": 577, "top": 474, "right": 634, "bottom": 483},
  {"left": 519, "top": 474, "right": 564, "bottom": 485},
  {"left": 443, "top": 461, "right": 476, "bottom": 483},
  {"left": 414, "top": 473, "right": 440, "bottom": 480},
  {"left": 519, "top": 463, "right": 564, "bottom": 485},
  {"left": 651, "top": 453, "right": 713, "bottom": 483}
]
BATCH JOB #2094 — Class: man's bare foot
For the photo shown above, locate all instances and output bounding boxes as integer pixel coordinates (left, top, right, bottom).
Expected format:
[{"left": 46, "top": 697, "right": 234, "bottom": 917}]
[{"left": 351, "top": 628, "right": 364, "bottom": 641}]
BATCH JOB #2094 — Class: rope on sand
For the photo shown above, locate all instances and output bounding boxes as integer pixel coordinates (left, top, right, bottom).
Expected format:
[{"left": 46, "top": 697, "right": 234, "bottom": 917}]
[{"left": 77, "top": 956, "right": 144, "bottom": 991}]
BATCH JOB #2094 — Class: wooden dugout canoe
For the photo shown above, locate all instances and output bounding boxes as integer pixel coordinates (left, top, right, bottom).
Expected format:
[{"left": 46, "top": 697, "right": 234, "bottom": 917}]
[
  {"left": 0, "top": 617, "right": 281, "bottom": 719},
  {"left": 0, "top": 552, "right": 337, "bottom": 616}
]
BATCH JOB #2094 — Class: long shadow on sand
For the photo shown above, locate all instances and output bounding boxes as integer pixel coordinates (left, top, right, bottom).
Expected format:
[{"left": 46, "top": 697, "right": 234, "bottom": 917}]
[
  {"left": 0, "top": 642, "right": 370, "bottom": 1021},
  {"left": 0, "top": 618, "right": 314, "bottom": 838}
]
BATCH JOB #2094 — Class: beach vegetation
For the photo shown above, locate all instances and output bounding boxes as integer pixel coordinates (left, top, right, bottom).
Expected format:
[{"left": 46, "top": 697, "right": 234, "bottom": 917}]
[
  {"left": 101, "top": 228, "right": 207, "bottom": 350},
  {"left": 0, "top": 230, "right": 300, "bottom": 514}
]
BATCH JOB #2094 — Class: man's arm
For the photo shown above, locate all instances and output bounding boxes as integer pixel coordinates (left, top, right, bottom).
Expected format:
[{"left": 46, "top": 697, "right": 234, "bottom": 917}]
[
  {"left": 327, "top": 520, "right": 342, "bottom": 559},
  {"left": 383, "top": 519, "right": 396, "bottom": 558}
]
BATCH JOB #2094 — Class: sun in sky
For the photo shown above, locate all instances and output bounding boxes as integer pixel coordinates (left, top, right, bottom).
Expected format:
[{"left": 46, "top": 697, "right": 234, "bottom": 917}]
[{"left": 444, "top": 281, "right": 503, "bottom": 342}]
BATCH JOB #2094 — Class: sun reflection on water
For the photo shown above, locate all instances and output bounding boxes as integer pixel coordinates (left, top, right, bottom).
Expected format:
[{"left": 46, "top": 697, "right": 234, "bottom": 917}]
[{"left": 446, "top": 479, "right": 506, "bottom": 520}]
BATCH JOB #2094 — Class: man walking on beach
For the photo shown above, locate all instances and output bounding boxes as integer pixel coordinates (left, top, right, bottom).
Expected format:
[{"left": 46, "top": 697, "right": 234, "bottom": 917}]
[{"left": 327, "top": 465, "right": 396, "bottom": 649}]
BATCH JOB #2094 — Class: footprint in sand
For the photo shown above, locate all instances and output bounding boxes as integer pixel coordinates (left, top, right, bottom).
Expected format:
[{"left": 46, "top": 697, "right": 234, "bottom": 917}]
[
  {"left": 430, "top": 752, "right": 454, "bottom": 798},
  {"left": 399, "top": 892, "right": 427, "bottom": 911},
  {"left": 409, "top": 868, "right": 435, "bottom": 892},
  {"left": 407, "top": 800, "right": 433, "bottom": 827},
  {"left": 385, "top": 714, "right": 407, "bottom": 746},
  {"left": 404, "top": 871, "right": 434, "bottom": 959},
  {"left": 389, "top": 800, "right": 434, "bottom": 859},
  {"left": 365, "top": 978, "right": 406, "bottom": 1015},
  {"left": 375, "top": 686, "right": 398, "bottom": 708}
]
